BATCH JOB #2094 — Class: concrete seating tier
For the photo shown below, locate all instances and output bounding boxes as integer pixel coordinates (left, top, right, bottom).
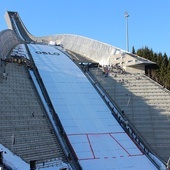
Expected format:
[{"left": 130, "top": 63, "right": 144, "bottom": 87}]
[
  {"left": 0, "top": 62, "right": 67, "bottom": 164},
  {"left": 89, "top": 67, "right": 170, "bottom": 163}
]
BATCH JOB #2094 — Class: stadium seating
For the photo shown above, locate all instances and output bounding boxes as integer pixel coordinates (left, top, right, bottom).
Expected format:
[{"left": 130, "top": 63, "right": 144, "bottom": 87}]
[
  {"left": 0, "top": 61, "right": 67, "bottom": 165},
  {"left": 89, "top": 66, "right": 170, "bottom": 163}
]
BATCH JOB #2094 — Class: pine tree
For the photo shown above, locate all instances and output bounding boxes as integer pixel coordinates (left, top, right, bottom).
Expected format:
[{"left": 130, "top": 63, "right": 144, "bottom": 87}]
[
  {"left": 135, "top": 47, "right": 170, "bottom": 89},
  {"left": 132, "top": 46, "right": 135, "bottom": 54}
]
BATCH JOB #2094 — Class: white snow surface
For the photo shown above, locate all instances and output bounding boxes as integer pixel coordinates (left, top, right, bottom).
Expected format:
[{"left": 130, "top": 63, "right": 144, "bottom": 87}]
[
  {"left": 0, "top": 144, "right": 29, "bottom": 170},
  {"left": 27, "top": 44, "right": 158, "bottom": 170},
  {"left": 0, "top": 144, "right": 69, "bottom": 170}
]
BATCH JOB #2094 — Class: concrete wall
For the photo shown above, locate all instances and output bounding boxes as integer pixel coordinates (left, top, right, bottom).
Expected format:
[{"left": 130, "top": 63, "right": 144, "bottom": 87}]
[
  {"left": 35, "top": 34, "right": 155, "bottom": 74},
  {"left": 4, "top": 11, "right": 13, "bottom": 30},
  {"left": 126, "top": 64, "right": 146, "bottom": 74},
  {"left": 0, "top": 28, "right": 152, "bottom": 74},
  {"left": 0, "top": 29, "right": 21, "bottom": 59},
  {"left": 38, "top": 34, "right": 125, "bottom": 66}
]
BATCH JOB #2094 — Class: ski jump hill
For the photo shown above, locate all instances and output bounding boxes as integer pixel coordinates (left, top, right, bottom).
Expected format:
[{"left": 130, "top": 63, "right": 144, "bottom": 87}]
[{"left": 0, "top": 11, "right": 169, "bottom": 170}]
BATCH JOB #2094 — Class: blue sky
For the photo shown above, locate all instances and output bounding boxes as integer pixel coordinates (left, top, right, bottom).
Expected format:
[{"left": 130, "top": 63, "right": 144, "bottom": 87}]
[{"left": 0, "top": 0, "right": 170, "bottom": 56}]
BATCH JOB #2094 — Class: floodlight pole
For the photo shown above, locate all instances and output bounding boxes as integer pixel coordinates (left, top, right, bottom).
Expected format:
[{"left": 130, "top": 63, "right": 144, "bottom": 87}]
[{"left": 124, "top": 11, "right": 129, "bottom": 52}]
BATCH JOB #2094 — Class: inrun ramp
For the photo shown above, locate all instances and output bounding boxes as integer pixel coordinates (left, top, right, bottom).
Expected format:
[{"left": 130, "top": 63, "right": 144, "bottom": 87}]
[{"left": 28, "top": 44, "right": 157, "bottom": 170}]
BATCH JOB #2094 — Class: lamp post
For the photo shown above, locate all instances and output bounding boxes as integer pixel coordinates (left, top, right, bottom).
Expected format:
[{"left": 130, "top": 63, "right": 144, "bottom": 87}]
[{"left": 124, "top": 11, "right": 129, "bottom": 52}]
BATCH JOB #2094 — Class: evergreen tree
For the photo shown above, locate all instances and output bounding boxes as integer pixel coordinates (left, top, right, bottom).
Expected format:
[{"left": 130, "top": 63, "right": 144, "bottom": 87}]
[
  {"left": 132, "top": 46, "right": 135, "bottom": 54},
  {"left": 135, "top": 46, "right": 170, "bottom": 89}
]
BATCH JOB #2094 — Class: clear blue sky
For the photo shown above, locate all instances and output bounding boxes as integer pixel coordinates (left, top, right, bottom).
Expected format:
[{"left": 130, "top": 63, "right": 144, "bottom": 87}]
[{"left": 0, "top": 0, "right": 170, "bottom": 56}]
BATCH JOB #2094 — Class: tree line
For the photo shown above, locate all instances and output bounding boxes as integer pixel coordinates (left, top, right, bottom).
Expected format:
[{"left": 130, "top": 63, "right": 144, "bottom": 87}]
[{"left": 132, "top": 46, "right": 170, "bottom": 90}]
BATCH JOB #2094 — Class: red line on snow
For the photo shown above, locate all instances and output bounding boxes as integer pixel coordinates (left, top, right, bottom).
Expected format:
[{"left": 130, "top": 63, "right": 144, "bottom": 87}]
[
  {"left": 109, "top": 133, "right": 131, "bottom": 156},
  {"left": 67, "top": 131, "right": 125, "bottom": 136},
  {"left": 86, "top": 134, "right": 96, "bottom": 159},
  {"left": 129, "top": 153, "right": 144, "bottom": 157},
  {"left": 67, "top": 132, "right": 144, "bottom": 160},
  {"left": 78, "top": 157, "right": 99, "bottom": 161}
]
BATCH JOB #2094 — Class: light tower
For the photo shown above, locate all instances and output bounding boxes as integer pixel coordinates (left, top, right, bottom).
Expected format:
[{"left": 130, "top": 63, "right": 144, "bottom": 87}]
[{"left": 124, "top": 11, "right": 129, "bottom": 52}]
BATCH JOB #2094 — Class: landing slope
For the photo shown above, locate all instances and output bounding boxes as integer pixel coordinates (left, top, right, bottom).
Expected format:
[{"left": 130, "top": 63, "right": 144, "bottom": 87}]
[{"left": 28, "top": 44, "right": 157, "bottom": 170}]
